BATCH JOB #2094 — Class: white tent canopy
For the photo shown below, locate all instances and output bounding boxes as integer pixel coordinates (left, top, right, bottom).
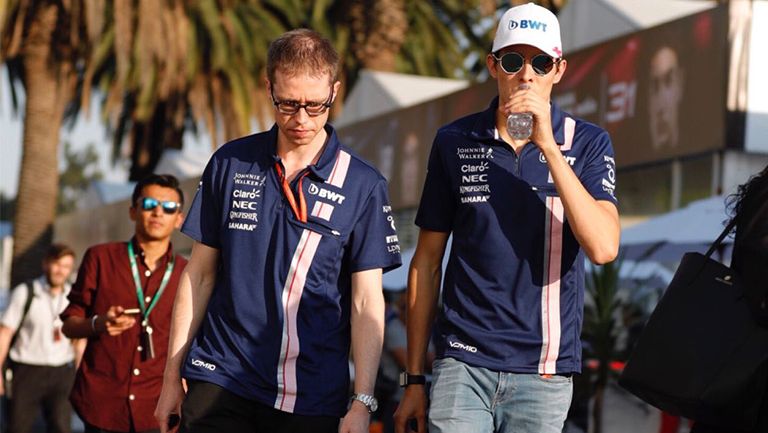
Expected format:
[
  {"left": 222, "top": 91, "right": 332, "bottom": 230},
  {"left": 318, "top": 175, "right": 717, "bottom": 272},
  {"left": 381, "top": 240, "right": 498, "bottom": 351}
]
[
  {"left": 335, "top": 70, "right": 469, "bottom": 128},
  {"left": 385, "top": 237, "right": 678, "bottom": 292},
  {"left": 620, "top": 195, "right": 733, "bottom": 262}
]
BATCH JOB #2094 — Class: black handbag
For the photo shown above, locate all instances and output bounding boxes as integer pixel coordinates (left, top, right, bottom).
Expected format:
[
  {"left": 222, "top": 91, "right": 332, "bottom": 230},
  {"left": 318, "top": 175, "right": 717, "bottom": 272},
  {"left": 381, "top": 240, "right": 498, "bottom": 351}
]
[{"left": 619, "top": 220, "right": 768, "bottom": 431}]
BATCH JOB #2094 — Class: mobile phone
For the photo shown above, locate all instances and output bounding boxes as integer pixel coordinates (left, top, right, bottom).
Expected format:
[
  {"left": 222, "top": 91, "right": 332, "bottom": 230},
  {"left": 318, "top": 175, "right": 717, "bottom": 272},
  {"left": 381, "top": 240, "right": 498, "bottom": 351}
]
[
  {"left": 168, "top": 414, "right": 180, "bottom": 429},
  {"left": 122, "top": 308, "right": 141, "bottom": 315}
]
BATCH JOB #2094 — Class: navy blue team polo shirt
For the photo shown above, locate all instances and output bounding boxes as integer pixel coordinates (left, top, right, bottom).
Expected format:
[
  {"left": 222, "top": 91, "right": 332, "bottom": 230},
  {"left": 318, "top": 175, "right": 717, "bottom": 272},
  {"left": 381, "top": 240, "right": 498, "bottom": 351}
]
[
  {"left": 416, "top": 97, "right": 617, "bottom": 375},
  {"left": 181, "top": 124, "right": 401, "bottom": 417}
]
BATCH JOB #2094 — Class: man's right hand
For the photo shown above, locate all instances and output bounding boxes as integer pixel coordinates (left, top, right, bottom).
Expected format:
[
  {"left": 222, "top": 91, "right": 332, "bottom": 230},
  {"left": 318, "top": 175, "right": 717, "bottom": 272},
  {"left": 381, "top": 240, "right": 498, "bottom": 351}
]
[
  {"left": 393, "top": 385, "right": 428, "bottom": 433},
  {"left": 97, "top": 306, "right": 138, "bottom": 336},
  {"left": 155, "top": 376, "right": 185, "bottom": 433}
]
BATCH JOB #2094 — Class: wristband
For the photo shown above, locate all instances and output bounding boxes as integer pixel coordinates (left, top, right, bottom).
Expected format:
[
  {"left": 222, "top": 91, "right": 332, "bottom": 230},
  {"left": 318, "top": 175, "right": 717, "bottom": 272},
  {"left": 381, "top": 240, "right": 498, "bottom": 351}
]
[{"left": 91, "top": 315, "right": 99, "bottom": 333}]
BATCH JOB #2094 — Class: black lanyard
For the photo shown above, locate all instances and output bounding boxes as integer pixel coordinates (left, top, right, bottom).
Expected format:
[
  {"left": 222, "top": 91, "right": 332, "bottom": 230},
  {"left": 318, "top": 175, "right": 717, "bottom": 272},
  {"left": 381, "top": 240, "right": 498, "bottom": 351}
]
[{"left": 127, "top": 242, "right": 174, "bottom": 319}]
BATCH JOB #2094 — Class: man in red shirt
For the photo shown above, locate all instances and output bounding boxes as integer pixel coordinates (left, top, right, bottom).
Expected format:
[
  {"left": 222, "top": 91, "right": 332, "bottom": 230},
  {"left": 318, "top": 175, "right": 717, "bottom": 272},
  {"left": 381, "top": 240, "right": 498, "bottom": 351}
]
[{"left": 62, "top": 174, "right": 188, "bottom": 433}]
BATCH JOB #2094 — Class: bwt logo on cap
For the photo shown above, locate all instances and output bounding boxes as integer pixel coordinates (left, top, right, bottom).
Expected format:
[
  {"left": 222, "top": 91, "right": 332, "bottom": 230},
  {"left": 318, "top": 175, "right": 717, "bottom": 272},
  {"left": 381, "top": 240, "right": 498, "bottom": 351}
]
[{"left": 508, "top": 20, "right": 549, "bottom": 32}]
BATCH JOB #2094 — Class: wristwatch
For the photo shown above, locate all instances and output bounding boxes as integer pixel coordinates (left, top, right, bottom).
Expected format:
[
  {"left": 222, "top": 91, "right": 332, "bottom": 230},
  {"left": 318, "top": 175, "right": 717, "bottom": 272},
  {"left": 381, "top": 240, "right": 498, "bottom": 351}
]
[
  {"left": 399, "top": 372, "right": 427, "bottom": 387},
  {"left": 349, "top": 393, "right": 378, "bottom": 413}
]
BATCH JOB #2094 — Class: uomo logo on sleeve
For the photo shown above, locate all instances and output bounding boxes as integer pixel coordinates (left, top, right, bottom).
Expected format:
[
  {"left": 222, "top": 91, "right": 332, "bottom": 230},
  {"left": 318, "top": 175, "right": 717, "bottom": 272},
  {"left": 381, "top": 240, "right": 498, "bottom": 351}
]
[{"left": 191, "top": 358, "right": 216, "bottom": 371}]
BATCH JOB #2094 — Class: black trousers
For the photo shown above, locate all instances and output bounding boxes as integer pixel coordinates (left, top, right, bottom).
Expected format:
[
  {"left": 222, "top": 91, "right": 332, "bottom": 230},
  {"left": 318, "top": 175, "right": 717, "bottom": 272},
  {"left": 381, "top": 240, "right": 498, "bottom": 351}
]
[
  {"left": 7, "top": 362, "right": 75, "bottom": 433},
  {"left": 180, "top": 380, "right": 339, "bottom": 433}
]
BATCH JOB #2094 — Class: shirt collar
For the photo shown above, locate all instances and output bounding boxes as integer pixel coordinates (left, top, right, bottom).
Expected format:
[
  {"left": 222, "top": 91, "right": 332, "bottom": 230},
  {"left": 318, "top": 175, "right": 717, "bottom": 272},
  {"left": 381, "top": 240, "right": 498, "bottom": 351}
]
[
  {"left": 128, "top": 237, "right": 175, "bottom": 265},
  {"left": 34, "top": 276, "right": 70, "bottom": 297},
  {"left": 268, "top": 123, "right": 342, "bottom": 182},
  {"left": 471, "top": 96, "right": 569, "bottom": 146}
]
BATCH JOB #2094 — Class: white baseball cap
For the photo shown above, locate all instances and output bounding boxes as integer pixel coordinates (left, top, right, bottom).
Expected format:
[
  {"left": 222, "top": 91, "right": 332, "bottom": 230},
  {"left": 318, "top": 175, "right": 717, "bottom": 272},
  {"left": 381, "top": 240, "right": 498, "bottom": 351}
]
[{"left": 492, "top": 3, "right": 563, "bottom": 59}]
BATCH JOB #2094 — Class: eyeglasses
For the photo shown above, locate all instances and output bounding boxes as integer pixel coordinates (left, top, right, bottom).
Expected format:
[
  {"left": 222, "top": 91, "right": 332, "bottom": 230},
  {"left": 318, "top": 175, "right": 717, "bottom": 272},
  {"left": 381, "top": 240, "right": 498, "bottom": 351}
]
[
  {"left": 137, "top": 197, "right": 182, "bottom": 214},
  {"left": 492, "top": 52, "right": 560, "bottom": 76},
  {"left": 270, "top": 85, "right": 334, "bottom": 116}
]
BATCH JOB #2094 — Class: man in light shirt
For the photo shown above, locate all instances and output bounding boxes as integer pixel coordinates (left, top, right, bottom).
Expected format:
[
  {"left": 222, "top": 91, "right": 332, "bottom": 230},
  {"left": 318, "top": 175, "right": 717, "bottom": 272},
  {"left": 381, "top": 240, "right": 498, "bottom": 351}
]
[{"left": 0, "top": 244, "right": 81, "bottom": 433}]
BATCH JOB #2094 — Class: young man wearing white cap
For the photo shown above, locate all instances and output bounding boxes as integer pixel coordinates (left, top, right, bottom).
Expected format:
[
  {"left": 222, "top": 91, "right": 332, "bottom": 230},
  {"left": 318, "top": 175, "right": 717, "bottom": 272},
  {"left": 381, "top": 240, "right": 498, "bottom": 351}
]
[{"left": 394, "top": 3, "right": 620, "bottom": 433}]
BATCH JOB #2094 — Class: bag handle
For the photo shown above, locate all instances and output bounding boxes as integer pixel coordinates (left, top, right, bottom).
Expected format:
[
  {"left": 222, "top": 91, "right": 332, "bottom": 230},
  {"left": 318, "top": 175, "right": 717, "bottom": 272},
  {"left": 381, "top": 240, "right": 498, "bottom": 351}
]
[{"left": 704, "top": 218, "right": 737, "bottom": 259}]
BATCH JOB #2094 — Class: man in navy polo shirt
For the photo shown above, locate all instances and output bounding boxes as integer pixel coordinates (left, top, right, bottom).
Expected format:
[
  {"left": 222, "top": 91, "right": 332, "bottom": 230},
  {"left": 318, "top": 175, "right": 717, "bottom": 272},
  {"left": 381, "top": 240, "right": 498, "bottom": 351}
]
[
  {"left": 154, "top": 29, "right": 401, "bottom": 433},
  {"left": 394, "top": 4, "right": 620, "bottom": 433}
]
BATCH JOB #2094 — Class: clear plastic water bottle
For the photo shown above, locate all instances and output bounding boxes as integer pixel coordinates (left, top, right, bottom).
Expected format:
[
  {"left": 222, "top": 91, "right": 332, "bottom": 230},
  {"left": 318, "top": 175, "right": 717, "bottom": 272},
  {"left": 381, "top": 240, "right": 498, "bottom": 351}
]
[
  {"left": 506, "top": 112, "right": 533, "bottom": 140},
  {"left": 506, "top": 83, "right": 533, "bottom": 140}
]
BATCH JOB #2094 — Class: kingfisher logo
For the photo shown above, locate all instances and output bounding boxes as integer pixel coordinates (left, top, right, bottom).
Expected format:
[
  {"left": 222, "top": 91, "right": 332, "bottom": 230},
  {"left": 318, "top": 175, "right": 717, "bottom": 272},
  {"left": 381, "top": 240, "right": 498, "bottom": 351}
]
[
  {"left": 191, "top": 358, "right": 216, "bottom": 371},
  {"left": 508, "top": 20, "right": 548, "bottom": 32}
]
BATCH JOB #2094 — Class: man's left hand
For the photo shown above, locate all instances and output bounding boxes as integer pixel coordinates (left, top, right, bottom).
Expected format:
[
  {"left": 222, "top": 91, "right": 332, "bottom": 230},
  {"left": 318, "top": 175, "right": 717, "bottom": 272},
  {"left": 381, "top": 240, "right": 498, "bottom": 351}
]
[{"left": 338, "top": 401, "right": 370, "bottom": 433}]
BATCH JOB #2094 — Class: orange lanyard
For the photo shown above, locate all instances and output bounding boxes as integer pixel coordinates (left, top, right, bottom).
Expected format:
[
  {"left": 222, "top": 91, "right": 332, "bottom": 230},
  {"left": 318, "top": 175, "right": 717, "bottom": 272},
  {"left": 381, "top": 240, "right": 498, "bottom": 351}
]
[{"left": 275, "top": 163, "right": 308, "bottom": 223}]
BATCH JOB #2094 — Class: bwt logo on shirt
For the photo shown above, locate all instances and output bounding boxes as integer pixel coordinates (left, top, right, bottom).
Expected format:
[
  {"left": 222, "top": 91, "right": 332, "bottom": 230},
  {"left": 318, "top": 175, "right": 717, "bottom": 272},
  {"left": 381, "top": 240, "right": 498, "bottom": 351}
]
[
  {"left": 191, "top": 358, "right": 216, "bottom": 371},
  {"left": 508, "top": 20, "right": 548, "bottom": 32},
  {"left": 308, "top": 183, "right": 346, "bottom": 204}
]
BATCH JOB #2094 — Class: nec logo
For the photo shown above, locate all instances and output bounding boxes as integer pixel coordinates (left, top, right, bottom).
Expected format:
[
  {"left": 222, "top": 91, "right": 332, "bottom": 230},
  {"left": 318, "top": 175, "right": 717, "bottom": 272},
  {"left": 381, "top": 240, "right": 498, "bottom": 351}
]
[
  {"left": 308, "top": 183, "right": 346, "bottom": 204},
  {"left": 508, "top": 20, "right": 548, "bottom": 32},
  {"left": 191, "top": 358, "right": 216, "bottom": 371}
]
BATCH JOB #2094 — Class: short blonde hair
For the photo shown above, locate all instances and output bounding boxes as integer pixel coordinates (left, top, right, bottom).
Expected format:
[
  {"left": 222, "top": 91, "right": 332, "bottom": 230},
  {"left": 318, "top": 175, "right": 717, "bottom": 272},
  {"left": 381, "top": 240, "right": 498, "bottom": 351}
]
[{"left": 267, "top": 29, "right": 339, "bottom": 85}]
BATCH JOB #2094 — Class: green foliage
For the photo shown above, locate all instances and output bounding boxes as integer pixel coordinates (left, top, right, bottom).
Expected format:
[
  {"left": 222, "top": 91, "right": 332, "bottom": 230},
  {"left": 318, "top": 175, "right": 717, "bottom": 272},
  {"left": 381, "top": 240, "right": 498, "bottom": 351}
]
[
  {"left": 58, "top": 142, "right": 103, "bottom": 214},
  {"left": 583, "top": 258, "right": 625, "bottom": 433},
  {"left": 584, "top": 259, "right": 623, "bottom": 361}
]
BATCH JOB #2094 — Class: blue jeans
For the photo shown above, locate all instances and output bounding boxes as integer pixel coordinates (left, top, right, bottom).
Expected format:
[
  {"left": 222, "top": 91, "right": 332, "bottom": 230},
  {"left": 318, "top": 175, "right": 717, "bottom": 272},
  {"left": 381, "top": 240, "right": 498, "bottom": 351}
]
[{"left": 428, "top": 357, "right": 573, "bottom": 433}]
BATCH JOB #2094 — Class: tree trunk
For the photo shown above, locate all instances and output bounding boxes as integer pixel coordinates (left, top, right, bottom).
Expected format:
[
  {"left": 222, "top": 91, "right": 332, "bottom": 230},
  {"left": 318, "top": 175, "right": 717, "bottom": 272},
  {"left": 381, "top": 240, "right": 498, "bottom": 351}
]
[
  {"left": 350, "top": 0, "right": 407, "bottom": 72},
  {"left": 11, "top": 4, "right": 73, "bottom": 286}
]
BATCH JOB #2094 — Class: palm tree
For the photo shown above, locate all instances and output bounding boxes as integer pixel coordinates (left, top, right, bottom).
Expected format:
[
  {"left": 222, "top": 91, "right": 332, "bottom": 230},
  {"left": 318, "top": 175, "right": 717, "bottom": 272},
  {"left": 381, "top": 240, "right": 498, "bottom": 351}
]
[
  {"left": 269, "top": 0, "right": 497, "bottom": 118},
  {"left": 82, "top": 0, "right": 286, "bottom": 180},
  {"left": 1, "top": 1, "right": 88, "bottom": 285},
  {"left": 1, "top": 0, "right": 281, "bottom": 282},
  {"left": 98, "top": 0, "right": 500, "bottom": 179}
]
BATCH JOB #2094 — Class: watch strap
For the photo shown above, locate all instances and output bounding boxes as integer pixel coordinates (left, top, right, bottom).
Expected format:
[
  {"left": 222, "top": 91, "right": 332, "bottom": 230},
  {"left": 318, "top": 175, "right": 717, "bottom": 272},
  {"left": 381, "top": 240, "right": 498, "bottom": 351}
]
[
  {"left": 349, "top": 393, "right": 378, "bottom": 414},
  {"left": 399, "top": 372, "right": 427, "bottom": 387}
]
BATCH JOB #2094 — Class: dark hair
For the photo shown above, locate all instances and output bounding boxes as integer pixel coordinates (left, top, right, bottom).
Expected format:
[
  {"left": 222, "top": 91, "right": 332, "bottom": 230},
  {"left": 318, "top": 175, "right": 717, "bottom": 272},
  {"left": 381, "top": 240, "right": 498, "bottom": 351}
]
[
  {"left": 131, "top": 174, "right": 184, "bottom": 208},
  {"left": 267, "top": 29, "right": 339, "bottom": 85},
  {"left": 727, "top": 165, "right": 768, "bottom": 227},
  {"left": 44, "top": 243, "right": 75, "bottom": 262}
]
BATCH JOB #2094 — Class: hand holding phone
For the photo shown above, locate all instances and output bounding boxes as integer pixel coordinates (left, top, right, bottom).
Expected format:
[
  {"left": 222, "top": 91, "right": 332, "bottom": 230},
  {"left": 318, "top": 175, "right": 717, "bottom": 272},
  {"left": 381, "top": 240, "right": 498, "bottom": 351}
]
[{"left": 168, "top": 414, "right": 180, "bottom": 430}]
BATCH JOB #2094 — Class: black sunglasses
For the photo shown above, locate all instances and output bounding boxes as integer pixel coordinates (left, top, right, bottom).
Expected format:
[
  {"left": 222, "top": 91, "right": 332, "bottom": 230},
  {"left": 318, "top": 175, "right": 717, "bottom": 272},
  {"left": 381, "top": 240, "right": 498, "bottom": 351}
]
[
  {"left": 270, "top": 85, "right": 334, "bottom": 117},
  {"left": 492, "top": 52, "right": 560, "bottom": 76},
  {"left": 137, "top": 197, "right": 181, "bottom": 214}
]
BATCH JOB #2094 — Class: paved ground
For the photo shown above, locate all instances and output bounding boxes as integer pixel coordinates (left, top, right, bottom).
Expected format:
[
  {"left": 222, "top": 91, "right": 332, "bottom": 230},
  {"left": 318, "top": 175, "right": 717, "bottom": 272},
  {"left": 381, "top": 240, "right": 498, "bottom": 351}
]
[
  {"left": 599, "top": 382, "right": 693, "bottom": 433},
  {"left": 602, "top": 382, "right": 662, "bottom": 433},
  {"left": 13, "top": 382, "right": 694, "bottom": 433}
]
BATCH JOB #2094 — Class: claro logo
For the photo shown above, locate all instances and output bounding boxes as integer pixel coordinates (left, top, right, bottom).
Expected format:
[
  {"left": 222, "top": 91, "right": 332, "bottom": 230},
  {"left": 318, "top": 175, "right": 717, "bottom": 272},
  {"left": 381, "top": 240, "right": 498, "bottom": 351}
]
[
  {"left": 191, "top": 358, "right": 216, "bottom": 371},
  {"left": 448, "top": 340, "right": 478, "bottom": 353}
]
